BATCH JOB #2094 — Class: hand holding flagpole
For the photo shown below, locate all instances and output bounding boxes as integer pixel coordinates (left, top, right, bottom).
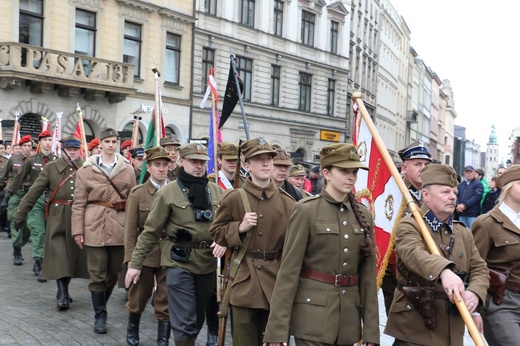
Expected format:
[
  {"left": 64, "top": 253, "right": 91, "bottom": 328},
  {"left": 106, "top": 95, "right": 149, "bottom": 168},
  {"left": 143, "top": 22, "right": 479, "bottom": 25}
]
[{"left": 352, "top": 92, "right": 485, "bottom": 346}]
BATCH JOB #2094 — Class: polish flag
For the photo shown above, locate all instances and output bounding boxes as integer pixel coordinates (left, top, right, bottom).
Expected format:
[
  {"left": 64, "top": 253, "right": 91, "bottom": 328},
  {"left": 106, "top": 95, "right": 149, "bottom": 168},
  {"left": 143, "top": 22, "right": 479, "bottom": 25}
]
[
  {"left": 51, "top": 113, "right": 62, "bottom": 157},
  {"left": 352, "top": 104, "right": 404, "bottom": 284}
]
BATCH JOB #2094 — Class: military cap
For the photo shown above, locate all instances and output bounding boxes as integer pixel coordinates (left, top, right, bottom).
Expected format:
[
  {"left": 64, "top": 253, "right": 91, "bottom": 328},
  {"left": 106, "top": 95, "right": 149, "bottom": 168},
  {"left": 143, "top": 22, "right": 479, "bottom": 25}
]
[
  {"left": 218, "top": 142, "right": 239, "bottom": 160},
  {"left": 398, "top": 140, "right": 432, "bottom": 162},
  {"left": 31, "top": 140, "right": 38, "bottom": 149},
  {"left": 160, "top": 135, "right": 181, "bottom": 147},
  {"left": 60, "top": 135, "right": 81, "bottom": 148},
  {"left": 88, "top": 138, "right": 100, "bottom": 151},
  {"left": 420, "top": 164, "right": 458, "bottom": 188},
  {"left": 319, "top": 143, "right": 369, "bottom": 171},
  {"left": 240, "top": 137, "right": 277, "bottom": 160},
  {"left": 19, "top": 135, "right": 32, "bottom": 145},
  {"left": 289, "top": 164, "right": 307, "bottom": 177},
  {"left": 121, "top": 139, "right": 132, "bottom": 150},
  {"left": 38, "top": 130, "right": 52, "bottom": 140},
  {"left": 496, "top": 164, "right": 520, "bottom": 189},
  {"left": 179, "top": 143, "right": 210, "bottom": 161},
  {"left": 99, "top": 127, "right": 119, "bottom": 140},
  {"left": 145, "top": 146, "right": 172, "bottom": 162},
  {"left": 273, "top": 148, "right": 293, "bottom": 166},
  {"left": 129, "top": 146, "right": 145, "bottom": 158}
]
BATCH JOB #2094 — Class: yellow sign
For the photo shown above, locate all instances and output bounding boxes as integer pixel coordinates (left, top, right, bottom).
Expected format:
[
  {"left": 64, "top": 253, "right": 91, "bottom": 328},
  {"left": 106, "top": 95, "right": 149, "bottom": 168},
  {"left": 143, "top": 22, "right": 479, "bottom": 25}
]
[{"left": 320, "top": 130, "right": 340, "bottom": 142}]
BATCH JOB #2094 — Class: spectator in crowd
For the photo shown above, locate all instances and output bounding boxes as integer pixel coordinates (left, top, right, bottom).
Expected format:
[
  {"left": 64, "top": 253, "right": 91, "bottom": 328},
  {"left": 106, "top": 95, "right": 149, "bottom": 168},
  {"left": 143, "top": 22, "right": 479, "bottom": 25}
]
[
  {"left": 481, "top": 176, "right": 500, "bottom": 214},
  {"left": 308, "top": 165, "right": 322, "bottom": 195},
  {"left": 497, "top": 165, "right": 506, "bottom": 177},
  {"left": 475, "top": 168, "right": 489, "bottom": 213},
  {"left": 456, "top": 165, "right": 484, "bottom": 228}
]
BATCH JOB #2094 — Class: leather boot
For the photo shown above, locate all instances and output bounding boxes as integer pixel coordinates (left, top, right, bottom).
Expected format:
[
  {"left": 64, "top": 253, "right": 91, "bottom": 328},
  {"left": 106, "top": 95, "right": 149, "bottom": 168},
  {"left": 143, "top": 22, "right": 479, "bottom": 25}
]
[
  {"left": 157, "top": 320, "right": 171, "bottom": 346},
  {"left": 91, "top": 291, "right": 107, "bottom": 334},
  {"left": 13, "top": 246, "right": 23, "bottom": 265},
  {"left": 33, "top": 258, "right": 42, "bottom": 276},
  {"left": 126, "top": 312, "right": 141, "bottom": 346},
  {"left": 105, "top": 286, "right": 115, "bottom": 302},
  {"left": 57, "top": 277, "right": 70, "bottom": 310},
  {"left": 36, "top": 258, "right": 47, "bottom": 282},
  {"left": 173, "top": 338, "right": 195, "bottom": 346},
  {"left": 206, "top": 328, "right": 218, "bottom": 346}
]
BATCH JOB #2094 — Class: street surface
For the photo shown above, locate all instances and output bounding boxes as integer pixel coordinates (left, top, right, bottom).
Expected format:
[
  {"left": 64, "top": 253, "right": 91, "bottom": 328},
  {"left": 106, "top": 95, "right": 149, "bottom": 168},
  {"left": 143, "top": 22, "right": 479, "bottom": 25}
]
[{"left": 0, "top": 234, "right": 483, "bottom": 345}]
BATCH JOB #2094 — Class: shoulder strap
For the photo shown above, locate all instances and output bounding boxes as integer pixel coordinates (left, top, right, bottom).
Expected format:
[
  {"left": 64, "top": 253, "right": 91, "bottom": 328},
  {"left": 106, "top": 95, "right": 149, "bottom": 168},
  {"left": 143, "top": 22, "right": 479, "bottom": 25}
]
[
  {"left": 220, "top": 188, "right": 253, "bottom": 318},
  {"left": 93, "top": 163, "right": 125, "bottom": 200}
]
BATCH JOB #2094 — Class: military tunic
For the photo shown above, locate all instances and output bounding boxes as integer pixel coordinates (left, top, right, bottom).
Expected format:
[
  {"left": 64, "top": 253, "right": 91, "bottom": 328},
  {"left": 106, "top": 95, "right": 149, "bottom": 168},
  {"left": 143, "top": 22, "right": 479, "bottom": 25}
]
[
  {"left": 14, "top": 157, "right": 88, "bottom": 280},
  {"left": 124, "top": 179, "right": 168, "bottom": 320},
  {"left": 263, "top": 190, "right": 380, "bottom": 345},
  {"left": 0, "top": 153, "right": 26, "bottom": 190},
  {"left": 167, "top": 165, "right": 180, "bottom": 182},
  {"left": 384, "top": 204, "right": 489, "bottom": 345}
]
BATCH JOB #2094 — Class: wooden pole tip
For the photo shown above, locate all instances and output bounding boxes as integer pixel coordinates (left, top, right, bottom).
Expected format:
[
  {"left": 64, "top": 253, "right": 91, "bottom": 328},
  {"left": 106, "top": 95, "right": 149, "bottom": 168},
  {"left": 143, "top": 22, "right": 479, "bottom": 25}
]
[{"left": 352, "top": 91, "right": 363, "bottom": 100}]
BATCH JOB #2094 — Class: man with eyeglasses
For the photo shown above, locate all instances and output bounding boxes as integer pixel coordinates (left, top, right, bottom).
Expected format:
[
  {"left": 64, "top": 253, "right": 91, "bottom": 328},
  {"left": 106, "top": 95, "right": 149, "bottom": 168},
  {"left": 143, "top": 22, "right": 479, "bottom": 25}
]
[
  {"left": 160, "top": 135, "right": 182, "bottom": 181},
  {"left": 126, "top": 143, "right": 225, "bottom": 346}
]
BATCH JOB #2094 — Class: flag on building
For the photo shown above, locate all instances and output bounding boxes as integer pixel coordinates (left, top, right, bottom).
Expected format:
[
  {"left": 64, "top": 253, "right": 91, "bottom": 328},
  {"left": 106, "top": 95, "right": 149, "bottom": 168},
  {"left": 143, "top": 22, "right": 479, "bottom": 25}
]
[
  {"left": 352, "top": 103, "right": 405, "bottom": 286},
  {"left": 219, "top": 59, "right": 243, "bottom": 129}
]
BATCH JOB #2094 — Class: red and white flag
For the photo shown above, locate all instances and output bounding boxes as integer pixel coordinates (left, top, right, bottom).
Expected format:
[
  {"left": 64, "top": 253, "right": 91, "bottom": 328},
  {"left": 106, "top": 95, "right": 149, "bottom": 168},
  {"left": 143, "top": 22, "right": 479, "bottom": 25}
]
[
  {"left": 352, "top": 104, "right": 405, "bottom": 285},
  {"left": 51, "top": 112, "right": 62, "bottom": 157}
]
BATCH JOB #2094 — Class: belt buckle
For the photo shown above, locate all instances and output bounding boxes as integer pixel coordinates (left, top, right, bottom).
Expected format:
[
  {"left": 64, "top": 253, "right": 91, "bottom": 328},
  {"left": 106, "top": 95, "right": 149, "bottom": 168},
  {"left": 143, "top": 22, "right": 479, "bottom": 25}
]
[
  {"left": 335, "top": 274, "right": 343, "bottom": 287},
  {"left": 199, "top": 241, "right": 207, "bottom": 249},
  {"left": 262, "top": 251, "right": 267, "bottom": 260}
]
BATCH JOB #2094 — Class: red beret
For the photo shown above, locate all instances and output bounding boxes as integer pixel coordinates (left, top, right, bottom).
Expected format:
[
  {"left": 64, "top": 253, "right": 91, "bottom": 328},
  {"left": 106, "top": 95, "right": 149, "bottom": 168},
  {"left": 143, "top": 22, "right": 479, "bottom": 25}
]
[
  {"left": 88, "top": 138, "right": 100, "bottom": 151},
  {"left": 121, "top": 140, "right": 132, "bottom": 149},
  {"left": 38, "top": 130, "right": 53, "bottom": 140},
  {"left": 19, "top": 135, "right": 33, "bottom": 145}
]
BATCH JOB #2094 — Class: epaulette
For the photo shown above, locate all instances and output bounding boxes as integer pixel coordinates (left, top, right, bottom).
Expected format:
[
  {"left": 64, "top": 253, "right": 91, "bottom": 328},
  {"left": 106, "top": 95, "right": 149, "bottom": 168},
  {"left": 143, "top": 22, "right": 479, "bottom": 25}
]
[
  {"left": 130, "top": 184, "right": 144, "bottom": 193},
  {"left": 207, "top": 173, "right": 216, "bottom": 180},
  {"left": 356, "top": 200, "right": 369, "bottom": 209},
  {"left": 453, "top": 219, "right": 468, "bottom": 227},
  {"left": 300, "top": 194, "right": 320, "bottom": 204}
]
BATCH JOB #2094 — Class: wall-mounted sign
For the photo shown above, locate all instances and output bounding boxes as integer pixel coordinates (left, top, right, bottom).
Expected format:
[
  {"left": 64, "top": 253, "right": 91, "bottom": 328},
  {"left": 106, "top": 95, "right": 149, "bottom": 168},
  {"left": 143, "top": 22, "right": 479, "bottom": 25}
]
[{"left": 320, "top": 130, "right": 340, "bottom": 142}]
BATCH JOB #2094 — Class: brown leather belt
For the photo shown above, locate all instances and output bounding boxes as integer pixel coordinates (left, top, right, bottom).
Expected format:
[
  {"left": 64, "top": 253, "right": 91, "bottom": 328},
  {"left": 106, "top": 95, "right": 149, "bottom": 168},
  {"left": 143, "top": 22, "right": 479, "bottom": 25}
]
[
  {"left": 52, "top": 199, "right": 73, "bottom": 206},
  {"left": 300, "top": 268, "right": 358, "bottom": 287},
  {"left": 397, "top": 283, "right": 448, "bottom": 300},
  {"left": 90, "top": 201, "right": 126, "bottom": 211},
  {"left": 506, "top": 280, "right": 520, "bottom": 292},
  {"left": 167, "top": 237, "right": 211, "bottom": 249},
  {"left": 246, "top": 250, "right": 281, "bottom": 260}
]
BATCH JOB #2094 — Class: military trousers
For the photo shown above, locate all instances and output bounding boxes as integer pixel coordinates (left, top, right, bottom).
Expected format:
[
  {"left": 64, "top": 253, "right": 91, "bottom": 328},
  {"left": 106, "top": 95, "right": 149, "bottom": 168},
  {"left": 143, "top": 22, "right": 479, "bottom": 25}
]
[
  {"left": 85, "top": 245, "right": 124, "bottom": 292},
  {"left": 27, "top": 195, "right": 46, "bottom": 259},
  {"left": 126, "top": 264, "right": 169, "bottom": 321},
  {"left": 294, "top": 338, "right": 354, "bottom": 346},
  {"left": 231, "top": 305, "right": 270, "bottom": 346},
  {"left": 166, "top": 267, "right": 213, "bottom": 342},
  {"left": 8, "top": 190, "right": 30, "bottom": 248},
  {"left": 482, "top": 290, "right": 520, "bottom": 345}
]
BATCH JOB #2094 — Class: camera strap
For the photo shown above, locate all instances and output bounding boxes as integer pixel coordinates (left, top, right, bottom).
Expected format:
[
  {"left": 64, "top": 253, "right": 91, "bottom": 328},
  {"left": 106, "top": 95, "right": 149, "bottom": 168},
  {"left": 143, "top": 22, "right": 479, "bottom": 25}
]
[{"left": 176, "top": 179, "right": 212, "bottom": 210}]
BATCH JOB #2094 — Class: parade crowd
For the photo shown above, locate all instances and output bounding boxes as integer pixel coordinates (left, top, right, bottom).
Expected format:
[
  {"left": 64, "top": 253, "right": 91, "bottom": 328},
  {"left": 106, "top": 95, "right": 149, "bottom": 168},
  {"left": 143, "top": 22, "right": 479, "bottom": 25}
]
[{"left": 0, "top": 129, "right": 518, "bottom": 346}]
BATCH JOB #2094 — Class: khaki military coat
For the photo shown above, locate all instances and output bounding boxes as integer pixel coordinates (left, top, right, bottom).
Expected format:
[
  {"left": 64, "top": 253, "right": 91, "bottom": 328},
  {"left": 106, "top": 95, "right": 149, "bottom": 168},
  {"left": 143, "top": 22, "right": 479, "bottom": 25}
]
[
  {"left": 263, "top": 190, "right": 379, "bottom": 345},
  {"left": 14, "top": 157, "right": 88, "bottom": 280},
  {"left": 384, "top": 204, "right": 489, "bottom": 345},
  {"left": 0, "top": 156, "right": 7, "bottom": 179},
  {"left": 209, "top": 178, "right": 295, "bottom": 310},
  {"left": 0, "top": 154, "right": 26, "bottom": 190},
  {"left": 71, "top": 154, "right": 136, "bottom": 246},
  {"left": 473, "top": 206, "right": 520, "bottom": 282},
  {"left": 8, "top": 152, "right": 56, "bottom": 195},
  {"left": 124, "top": 179, "right": 162, "bottom": 268},
  {"left": 129, "top": 180, "right": 222, "bottom": 275}
]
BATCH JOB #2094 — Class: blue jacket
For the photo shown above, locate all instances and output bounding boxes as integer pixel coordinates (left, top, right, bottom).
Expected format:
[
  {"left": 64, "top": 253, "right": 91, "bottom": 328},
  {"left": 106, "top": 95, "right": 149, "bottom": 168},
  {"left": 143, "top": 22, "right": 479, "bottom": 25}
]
[{"left": 457, "top": 178, "right": 484, "bottom": 217}]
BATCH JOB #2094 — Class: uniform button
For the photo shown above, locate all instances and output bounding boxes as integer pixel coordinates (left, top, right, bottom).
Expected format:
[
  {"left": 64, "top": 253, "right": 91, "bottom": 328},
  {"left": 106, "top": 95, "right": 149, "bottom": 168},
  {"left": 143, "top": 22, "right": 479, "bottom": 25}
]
[
  {"left": 407, "top": 304, "right": 412, "bottom": 310},
  {"left": 343, "top": 248, "right": 349, "bottom": 253},
  {"left": 428, "top": 275, "right": 433, "bottom": 279},
  {"left": 341, "top": 290, "right": 346, "bottom": 295},
  {"left": 326, "top": 228, "right": 331, "bottom": 232},
  {"left": 444, "top": 230, "right": 448, "bottom": 235},
  {"left": 306, "top": 298, "right": 311, "bottom": 302},
  {"left": 342, "top": 221, "right": 347, "bottom": 226},
  {"left": 258, "top": 231, "right": 263, "bottom": 236},
  {"left": 70, "top": 181, "right": 74, "bottom": 183},
  {"left": 70, "top": 187, "right": 74, "bottom": 189},
  {"left": 261, "top": 197, "right": 264, "bottom": 201},
  {"left": 344, "top": 234, "right": 349, "bottom": 240},
  {"left": 340, "top": 208, "right": 344, "bottom": 212},
  {"left": 342, "top": 262, "right": 348, "bottom": 267},
  {"left": 259, "top": 214, "right": 263, "bottom": 218},
  {"left": 71, "top": 194, "right": 74, "bottom": 197},
  {"left": 256, "top": 265, "right": 261, "bottom": 269},
  {"left": 506, "top": 241, "right": 509, "bottom": 244},
  {"left": 55, "top": 204, "right": 58, "bottom": 206}
]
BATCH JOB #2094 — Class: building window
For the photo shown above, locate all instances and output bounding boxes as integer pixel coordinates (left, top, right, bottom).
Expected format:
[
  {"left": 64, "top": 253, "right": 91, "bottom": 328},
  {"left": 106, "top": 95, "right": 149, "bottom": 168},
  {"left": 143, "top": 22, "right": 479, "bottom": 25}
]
[
  {"left": 165, "top": 33, "right": 181, "bottom": 84},
  {"left": 236, "top": 56, "right": 253, "bottom": 101},
  {"left": 273, "top": 0, "right": 283, "bottom": 36},
  {"left": 123, "top": 21, "right": 142, "bottom": 78},
  {"left": 298, "top": 72, "right": 312, "bottom": 112},
  {"left": 201, "top": 47, "right": 215, "bottom": 92},
  {"left": 271, "top": 65, "right": 280, "bottom": 106},
  {"left": 330, "top": 21, "right": 339, "bottom": 54},
  {"left": 327, "top": 79, "right": 335, "bottom": 115},
  {"left": 75, "top": 9, "right": 96, "bottom": 56},
  {"left": 301, "top": 10, "right": 315, "bottom": 46},
  {"left": 204, "top": 0, "right": 217, "bottom": 15},
  {"left": 19, "top": 0, "right": 43, "bottom": 46},
  {"left": 240, "top": 0, "right": 255, "bottom": 27}
]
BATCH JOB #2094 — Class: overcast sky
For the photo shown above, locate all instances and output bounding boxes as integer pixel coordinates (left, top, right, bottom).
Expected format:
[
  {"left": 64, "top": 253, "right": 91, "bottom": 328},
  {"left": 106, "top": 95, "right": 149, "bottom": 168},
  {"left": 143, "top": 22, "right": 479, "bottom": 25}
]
[{"left": 389, "top": 0, "right": 517, "bottom": 163}]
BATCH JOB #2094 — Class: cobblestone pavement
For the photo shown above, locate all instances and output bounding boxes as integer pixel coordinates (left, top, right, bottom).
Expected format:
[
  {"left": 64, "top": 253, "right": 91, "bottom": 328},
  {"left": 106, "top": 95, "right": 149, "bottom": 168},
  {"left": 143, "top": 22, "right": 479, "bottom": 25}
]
[{"left": 0, "top": 234, "right": 483, "bottom": 345}]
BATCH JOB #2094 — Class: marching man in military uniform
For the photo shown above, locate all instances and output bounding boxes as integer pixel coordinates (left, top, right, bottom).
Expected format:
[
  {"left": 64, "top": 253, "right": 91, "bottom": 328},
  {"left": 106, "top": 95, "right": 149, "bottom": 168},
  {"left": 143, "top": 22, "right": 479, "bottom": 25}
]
[
  {"left": 129, "top": 146, "right": 145, "bottom": 185},
  {"left": 160, "top": 135, "right": 181, "bottom": 181},
  {"left": 124, "top": 146, "right": 172, "bottom": 346},
  {"left": 210, "top": 138, "right": 295, "bottom": 346},
  {"left": 13, "top": 136, "right": 89, "bottom": 310},
  {"left": 384, "top": 164, "right": 489, "bottom": 345},
  {"left": 125, "top": 143, "right": 225, "bottom": 346},
  {"left": 382, "top": 141, "right": 432, "bottom": 314},
  {"left": 72, "top": 127, "right": 136, "bottom": 334}
]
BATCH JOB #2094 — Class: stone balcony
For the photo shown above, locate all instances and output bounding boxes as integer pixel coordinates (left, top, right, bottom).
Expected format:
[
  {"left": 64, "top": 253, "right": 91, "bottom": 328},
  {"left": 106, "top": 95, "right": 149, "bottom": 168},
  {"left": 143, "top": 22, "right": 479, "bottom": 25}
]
[{"left": 0, "top": 42, "right": 136, "bottom": 103}]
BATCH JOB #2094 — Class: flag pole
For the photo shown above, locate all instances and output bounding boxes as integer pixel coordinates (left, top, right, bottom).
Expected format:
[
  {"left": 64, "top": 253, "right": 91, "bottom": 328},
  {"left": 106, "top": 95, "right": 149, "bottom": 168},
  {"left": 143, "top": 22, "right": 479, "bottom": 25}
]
[
  {"left": 12, "top": 111, "right": 19, "bottom": 146},
  {"left": 152, "top": 59, "right": 161, "bottom": 146},
  {"left": 352, "top": 92, "right": 485, "bottom": 346},
  {"left": 229, "top": 54, "right": 250, "bottom": 140},
  {"left": 76, "top": 103, "right": 89, "bottom": 159}
]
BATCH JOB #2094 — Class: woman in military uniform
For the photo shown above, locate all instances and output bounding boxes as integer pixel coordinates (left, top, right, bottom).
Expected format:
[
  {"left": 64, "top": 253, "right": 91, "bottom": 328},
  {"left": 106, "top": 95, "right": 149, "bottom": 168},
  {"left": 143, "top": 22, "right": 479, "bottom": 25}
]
[{"left": 263, "top": 143, "right": 379, "bottom": 346}]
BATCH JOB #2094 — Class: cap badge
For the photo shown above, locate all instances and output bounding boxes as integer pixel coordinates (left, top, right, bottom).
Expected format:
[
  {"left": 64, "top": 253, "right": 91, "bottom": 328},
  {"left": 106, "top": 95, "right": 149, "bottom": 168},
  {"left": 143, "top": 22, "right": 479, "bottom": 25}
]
[
  {"left": 450, "top": 174, "right": 458, "bottom": 187},
  {"left": 280, "top": 149, "right": 287, "bottom": 160},
  {"left": 349, "top": 148, "right": 360, "bottom": 160},
  {"left": 257, "top": 137, "right": 267, "bottom": 149},
  {"left": 196, "top": 144, "right": 203, "bottom": 154}
]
